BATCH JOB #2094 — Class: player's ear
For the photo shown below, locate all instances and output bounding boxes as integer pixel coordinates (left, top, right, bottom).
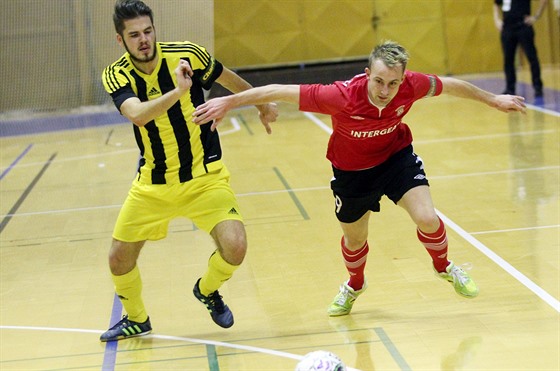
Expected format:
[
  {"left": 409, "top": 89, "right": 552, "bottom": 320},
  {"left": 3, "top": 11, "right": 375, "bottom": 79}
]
[
  {"left": 116, "top": 33, "right": 123, "bottom": 46},
  {"left": 365, "top": 67, "right": 371, "bottom": 77}
]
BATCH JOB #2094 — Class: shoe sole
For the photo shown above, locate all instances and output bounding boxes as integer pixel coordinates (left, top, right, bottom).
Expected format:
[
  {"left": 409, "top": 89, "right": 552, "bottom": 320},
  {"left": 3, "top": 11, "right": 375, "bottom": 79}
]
[
  {"left": 328, "top": 310, "right": 351, "bottom": 317},
  {"left": 100, "top": 329, "right": 152, "bottom": 342},
  {"left": 456, "top": 290, "right": 479, "bottom": 299}
]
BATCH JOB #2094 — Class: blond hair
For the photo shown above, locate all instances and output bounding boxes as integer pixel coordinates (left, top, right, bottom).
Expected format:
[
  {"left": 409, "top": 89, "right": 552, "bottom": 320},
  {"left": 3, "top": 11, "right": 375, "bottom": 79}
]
[{"left": 369, "top": 40, "right": 409, "bottom": 70}]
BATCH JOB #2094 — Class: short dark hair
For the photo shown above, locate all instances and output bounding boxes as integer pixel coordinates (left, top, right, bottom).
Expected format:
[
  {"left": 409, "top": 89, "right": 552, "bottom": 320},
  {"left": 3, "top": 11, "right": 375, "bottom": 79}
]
[{"left": 113, "top": 0, "right": 154, "bottom": 35}]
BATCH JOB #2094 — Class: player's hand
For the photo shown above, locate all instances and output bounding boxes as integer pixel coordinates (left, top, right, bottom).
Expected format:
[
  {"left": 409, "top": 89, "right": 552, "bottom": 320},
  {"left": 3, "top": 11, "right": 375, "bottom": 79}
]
[
  {"left": 524, "top": 15, "right": 537, "bottom": 26},
  {"left": 193, "top": 97, "right": 231, "bottom": 131},
  {"left": 494, "top": 94, "right": 526, "bottom": 114},
  {"left": 256, "top": 103, "right": 278, "bottom": 134},
  {"left": 494, "top": 19, "right": 503, "bottom": 31},
  {"left": 175, "top": 60, "right": 193, "bottom": 92}
]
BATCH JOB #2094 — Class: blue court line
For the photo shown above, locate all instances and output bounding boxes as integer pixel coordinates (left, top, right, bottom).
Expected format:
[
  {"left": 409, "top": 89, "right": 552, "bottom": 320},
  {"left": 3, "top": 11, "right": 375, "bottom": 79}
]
[
  {"left": 0, "top": 152, "right": 56, "bottom": 235},
  {"left": 0, "top": 144, "right": 33, "bottom": 181},
  {"left": 374, "top": 327, "right": 411, "bottom": 371},
  {"left": 0, "top": 111, "right": 125, "bottom": 137},
  {"left": 101, "top": 294, "right": 123, "bottom": 370}
]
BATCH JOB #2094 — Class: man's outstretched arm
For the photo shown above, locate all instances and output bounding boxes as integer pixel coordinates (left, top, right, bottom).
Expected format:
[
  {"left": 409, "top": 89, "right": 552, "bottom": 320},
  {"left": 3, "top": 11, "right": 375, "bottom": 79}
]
[
  {"left": 439, "top": 77, "right": 526, "bottom": 113},
  {"left": 193, "top": 84, "right": 300, "bottom": 131}
]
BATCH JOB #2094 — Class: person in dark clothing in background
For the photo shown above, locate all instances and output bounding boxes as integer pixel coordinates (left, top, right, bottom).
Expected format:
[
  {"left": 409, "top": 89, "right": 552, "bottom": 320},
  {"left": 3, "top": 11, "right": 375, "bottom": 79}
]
[{"left": 493, "top": 0, "right": 548, "bottom": 97}]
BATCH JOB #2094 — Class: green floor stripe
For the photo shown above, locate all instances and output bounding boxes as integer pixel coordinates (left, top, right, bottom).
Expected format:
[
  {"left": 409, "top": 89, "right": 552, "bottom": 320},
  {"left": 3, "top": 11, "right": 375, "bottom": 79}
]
[
  {"left": 273, "top": 167, "right": 310, "bottom": 220},
  {"left": 374, "top": 327, "right": 411, "bottom": 371},
  {"left": 206, "top": 344, "right": 220, "bottom": 371},
  {"left": 237, "top": 114, "right": 253, "bottom": 135}
]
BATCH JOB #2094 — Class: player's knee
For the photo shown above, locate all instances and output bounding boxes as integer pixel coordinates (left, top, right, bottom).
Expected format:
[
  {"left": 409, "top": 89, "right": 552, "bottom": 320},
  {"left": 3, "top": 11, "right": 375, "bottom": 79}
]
[
  {"left": 219, "top": 235, "right": 247, "bottom": 266},
  {"left": 108, "top": 240, "right": 138, "bottom": 275},
  {"left": 344, "top": 236, "right": 367, "bottom": 250},
  {"left": 416, "top": 214, "right": 440, "bottom": 233}
]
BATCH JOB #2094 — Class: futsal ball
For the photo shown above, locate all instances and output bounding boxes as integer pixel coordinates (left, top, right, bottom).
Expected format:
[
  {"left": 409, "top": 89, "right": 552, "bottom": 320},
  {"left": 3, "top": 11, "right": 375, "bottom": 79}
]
[{"left": 295, "top": 350, "right": 346, "bottom": 371}]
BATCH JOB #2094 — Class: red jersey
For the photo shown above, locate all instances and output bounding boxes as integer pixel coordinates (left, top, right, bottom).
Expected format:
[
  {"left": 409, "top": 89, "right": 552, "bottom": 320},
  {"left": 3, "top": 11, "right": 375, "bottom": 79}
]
[{"left": 299, "top": 71, "right": 443, "bottom": 170}]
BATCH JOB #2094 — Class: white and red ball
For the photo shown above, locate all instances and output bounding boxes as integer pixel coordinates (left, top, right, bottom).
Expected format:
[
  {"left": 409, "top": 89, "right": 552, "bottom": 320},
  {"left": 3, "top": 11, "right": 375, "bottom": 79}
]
[{"left": 295, "top": 350, "right": 346, "bottom": 371}]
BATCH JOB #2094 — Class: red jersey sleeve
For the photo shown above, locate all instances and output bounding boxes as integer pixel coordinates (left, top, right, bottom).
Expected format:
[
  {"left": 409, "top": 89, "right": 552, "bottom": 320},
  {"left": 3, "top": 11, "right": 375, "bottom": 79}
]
[
  {"left": 405, "top": 71, "right": 443, "bottom": 99},
  {"left": 299, "top": 83, "right": 349, "bottom": 115}
]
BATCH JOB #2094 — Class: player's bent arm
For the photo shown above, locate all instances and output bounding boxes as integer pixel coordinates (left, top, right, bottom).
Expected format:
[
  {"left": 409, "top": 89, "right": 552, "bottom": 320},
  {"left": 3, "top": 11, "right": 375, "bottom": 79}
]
[
  {"left": 120, "top": 88, "right": 184, "bottom": 127},
  {"left": 120, "top": 60, "right": 192, "bottom": 127},
  {"left": 439, "top": 76, "right": 526, "bottom": 113},
  {"left": 216, "top": 67, "right": 254, "bottom": 94}
]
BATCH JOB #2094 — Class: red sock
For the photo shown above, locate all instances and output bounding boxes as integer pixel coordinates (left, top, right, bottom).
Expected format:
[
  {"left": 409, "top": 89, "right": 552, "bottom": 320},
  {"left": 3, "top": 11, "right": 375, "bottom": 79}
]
[
  {"left": 417, "top": 217, "right": 449, "bottom": 273},
  {"left": 341, "top": 236, "right": 369, "bottom": 291}
]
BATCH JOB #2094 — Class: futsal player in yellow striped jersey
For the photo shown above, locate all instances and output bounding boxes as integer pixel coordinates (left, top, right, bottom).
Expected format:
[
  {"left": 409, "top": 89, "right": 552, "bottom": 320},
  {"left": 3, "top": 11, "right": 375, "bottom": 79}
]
[{"left": 99, "top": 0, "right": 278, "bottom": 342}]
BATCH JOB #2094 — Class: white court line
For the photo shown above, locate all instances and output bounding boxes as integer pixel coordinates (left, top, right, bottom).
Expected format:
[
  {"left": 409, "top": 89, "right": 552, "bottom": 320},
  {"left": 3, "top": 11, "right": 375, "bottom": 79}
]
[
  {"left": 414, "top": 129, "right": 557, "bottom": 145},
  {"left": 0, "top": 167, "right": 557, "bottom": 219},
  {"left": 0, "top": 149, "right": 139, "bottom": 171},
  {"left": 217, "top": 116, "right": 241, "bottom": 135},
  {"left": 526, "top": 103, "right": 560, "bottom": 117},
  {"left": 303, "top": 111, "right": 333, "bottom": 134},
  {"left": 429, "top": 165, "right": 560, "bottom": 180},
  {"left": 1, "top": 109, "right": 554, "bottom": 172},
  {"left": 437, "top": 210, "right": 560, "bottom": 313},
  {"left": 304, "top": 111, "right": 560, "bottom": 313},
  {"left": 471, "top": 224, "right": 560, "bottom": 235},
  {"left": 0, "top": 118, "right": 241, "bottom": 172},
  {"left": 0, "top": 325, "right": 360, "bottom": 371}
]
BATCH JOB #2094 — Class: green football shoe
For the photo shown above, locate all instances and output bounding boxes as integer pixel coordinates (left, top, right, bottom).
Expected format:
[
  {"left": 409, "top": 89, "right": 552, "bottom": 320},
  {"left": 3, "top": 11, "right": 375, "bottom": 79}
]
[
  {"left": 327, "top": 280, "right": 367, "bottom": 317},
  {"left": 437, "top": 261, "right": 479, "bottom": 298}
]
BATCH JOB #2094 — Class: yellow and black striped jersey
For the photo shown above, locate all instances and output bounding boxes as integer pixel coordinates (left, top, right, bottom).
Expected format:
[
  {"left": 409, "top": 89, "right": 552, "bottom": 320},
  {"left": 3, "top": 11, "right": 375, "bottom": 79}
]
[{"left": 102, "top": 41, "right": 224, "bottom": 184}]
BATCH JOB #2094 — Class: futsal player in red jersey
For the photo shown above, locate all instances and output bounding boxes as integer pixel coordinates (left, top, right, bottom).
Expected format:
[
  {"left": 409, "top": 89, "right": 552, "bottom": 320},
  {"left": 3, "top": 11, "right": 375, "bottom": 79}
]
[{"left": 193, "top": 41, "right": 527, "bottom": 316}]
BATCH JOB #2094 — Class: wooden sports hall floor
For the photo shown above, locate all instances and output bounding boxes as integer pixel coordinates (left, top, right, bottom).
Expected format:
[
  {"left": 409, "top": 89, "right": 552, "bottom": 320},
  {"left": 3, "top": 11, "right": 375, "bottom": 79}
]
[{"left": 1, "top": 68, "right": 559, "bottom": 370}]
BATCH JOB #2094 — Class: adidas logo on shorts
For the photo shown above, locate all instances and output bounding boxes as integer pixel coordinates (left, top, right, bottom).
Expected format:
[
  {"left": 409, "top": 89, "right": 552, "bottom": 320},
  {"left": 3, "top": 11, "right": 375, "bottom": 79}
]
[{"left": 228, "top": 207, "right": 238, "bottom": 215}]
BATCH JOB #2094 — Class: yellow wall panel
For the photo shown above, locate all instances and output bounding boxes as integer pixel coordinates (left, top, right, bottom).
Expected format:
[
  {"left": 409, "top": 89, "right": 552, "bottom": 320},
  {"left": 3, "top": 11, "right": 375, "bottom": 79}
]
[
  {"left": 215, "top": 0, "right": 304, "bottom": 66},
  {"left": 214, "top": 0, "right": 446, "bottom": 73},
  {"left": 443, "top": 0, "right": 502, "bottom": 74},
  {"left": 215, "top": 0, "right": 378, "bottom": 67},
  {"left": 215, "top": 0, "right": 558, "bottom": 75},
  {"left": 301, "top": 0, "right": 375, "bottom": 60},
  {"left": 373, "top": 0, "right": 443, "bottom": 21},
  {"left": 371, "top": 0, "right": 446, "bottom": 74}
]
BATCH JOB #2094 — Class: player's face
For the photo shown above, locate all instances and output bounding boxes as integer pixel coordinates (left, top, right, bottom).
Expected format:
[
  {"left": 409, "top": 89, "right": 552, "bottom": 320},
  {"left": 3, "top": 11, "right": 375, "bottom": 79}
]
[
  {"left": 365, "top": 59, "right": 405, "bottom": 107},
  {"left": 117, "top": 16, "right": 157, "bottom": 64}
]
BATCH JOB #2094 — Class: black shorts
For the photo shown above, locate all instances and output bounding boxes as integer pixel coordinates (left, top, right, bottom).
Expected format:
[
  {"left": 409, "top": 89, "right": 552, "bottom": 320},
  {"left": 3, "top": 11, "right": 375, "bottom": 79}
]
[{"left": 330, "top": 145, "right": 429, "bottom": 223}]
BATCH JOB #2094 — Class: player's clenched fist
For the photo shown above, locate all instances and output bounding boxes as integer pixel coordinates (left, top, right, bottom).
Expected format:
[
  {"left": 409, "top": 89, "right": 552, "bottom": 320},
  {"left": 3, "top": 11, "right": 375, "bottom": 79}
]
[{"left": 175, "top": 60, "right": 193, "bottom": 92}]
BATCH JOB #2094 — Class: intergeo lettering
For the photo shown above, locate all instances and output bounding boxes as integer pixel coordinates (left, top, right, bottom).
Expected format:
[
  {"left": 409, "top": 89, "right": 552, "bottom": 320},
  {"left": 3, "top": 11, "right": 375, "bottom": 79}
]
[{"left": 351, "top": 123, "right": 399, "bottom": 138}]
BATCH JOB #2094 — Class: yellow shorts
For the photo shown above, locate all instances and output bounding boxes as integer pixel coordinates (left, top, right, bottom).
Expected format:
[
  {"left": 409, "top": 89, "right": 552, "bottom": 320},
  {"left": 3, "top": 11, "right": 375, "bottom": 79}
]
[{"left": 113, "top": 166, "right": 243, "bottom": 242}]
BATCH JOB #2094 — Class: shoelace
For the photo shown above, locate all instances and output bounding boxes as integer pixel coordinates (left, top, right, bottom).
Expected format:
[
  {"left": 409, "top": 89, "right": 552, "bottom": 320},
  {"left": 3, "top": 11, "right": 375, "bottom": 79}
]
[
  {"left": 449, "top": 266, "right": 469, "bottom": 285},
  {"left": 335, "top": 285, "right": 356, "bottom": 305},
  {"left": 109, "top": 315, "right": 133, "bottom": 330},
  {"left": 206, "top": 292, "right": 226, "bottom": 313}
]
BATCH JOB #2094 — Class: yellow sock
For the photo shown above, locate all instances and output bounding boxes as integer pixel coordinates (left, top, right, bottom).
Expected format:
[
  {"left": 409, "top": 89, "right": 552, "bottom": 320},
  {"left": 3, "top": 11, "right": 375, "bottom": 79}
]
[
  {"left": 199, "top": 251, "right": 239, "bottom": 296},
  {"left": 112, "top": 265, "right": 148, "bottom": 323}
]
